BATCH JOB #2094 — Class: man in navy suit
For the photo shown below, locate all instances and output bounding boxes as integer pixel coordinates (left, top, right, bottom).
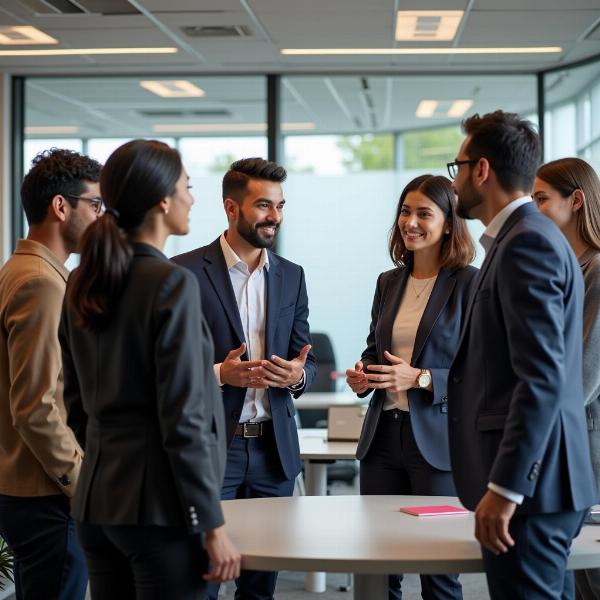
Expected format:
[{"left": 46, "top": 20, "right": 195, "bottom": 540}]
[
  {"left": 173, "top": 157, "right": 316, "bottom": 600},
  {"left": 447, "top": 111, "right": 597, "bottom": 599}
]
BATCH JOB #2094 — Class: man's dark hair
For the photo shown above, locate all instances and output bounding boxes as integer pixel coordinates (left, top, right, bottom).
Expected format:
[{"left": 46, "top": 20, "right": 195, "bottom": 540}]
[
  {"left": 21, "top": 148, "right": 102, "bottom": 225},
  {"left": 462, "top": 111, "right": 541, "bottom": 194},
  {"left": 222, "top": 157, "right": 287, "bottom": 202}
]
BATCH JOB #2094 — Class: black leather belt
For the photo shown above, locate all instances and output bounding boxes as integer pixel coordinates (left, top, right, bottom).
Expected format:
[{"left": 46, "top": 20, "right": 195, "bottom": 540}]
[{"left": 235, "top": 421, "right": 272, "bottom": 438}]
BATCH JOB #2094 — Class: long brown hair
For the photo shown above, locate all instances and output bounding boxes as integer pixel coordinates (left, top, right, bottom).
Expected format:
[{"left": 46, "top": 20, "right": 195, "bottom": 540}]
[
  {"left": 536, "top": 157, "right": 600, "bottom": 252},
  {"left": 389, "top": 174, "right": 475, "bottom": 270},
  {"left": 67, "top": 139, "right": 183, "bottom": 330}
]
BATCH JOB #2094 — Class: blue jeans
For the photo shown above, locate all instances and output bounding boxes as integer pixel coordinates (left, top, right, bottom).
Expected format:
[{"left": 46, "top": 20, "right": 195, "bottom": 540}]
[{"left": 0, "top": 494, "right": 87, "bottom": 600}]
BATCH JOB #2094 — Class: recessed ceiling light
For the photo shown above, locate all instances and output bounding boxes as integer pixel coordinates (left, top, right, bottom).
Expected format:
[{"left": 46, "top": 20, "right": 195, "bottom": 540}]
[
  {"left": 25, "top": 126, "right": 79, "bottom": 134},
  {"left": 0, "top": 47, "right": 177, "bottom": 57},
  {"left": 140, "top": 80, "right": 205, "bottom": 98},
  {"left": 416, "top": 99, "right": 474, "bottom": 119},
  {"left": 281, "top": 47, "right": 562, "bottom": 55},
  {"left": 396, "top": 11, "right": 463, "bottom": 42},
  {"left": 153, "top": 122, "right": 315, "bottom": 133},
  {"left": 416, "top": 100, "right": 438, "bottom": 118},
  {"left": 448, "top": 99, "right": 474, "bottom": 118},
  {"left": 0, "top": 26, "right": 57, "bottom": 46}
]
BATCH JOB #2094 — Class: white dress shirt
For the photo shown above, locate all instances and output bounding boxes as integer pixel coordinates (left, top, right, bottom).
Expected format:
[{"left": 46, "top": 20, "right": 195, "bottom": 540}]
[
  {"left": 479, "top": 196, "right": 532, "bottom": 506},
  {"left": 214, "top": 233, "right": 271, "bottom": 423}
]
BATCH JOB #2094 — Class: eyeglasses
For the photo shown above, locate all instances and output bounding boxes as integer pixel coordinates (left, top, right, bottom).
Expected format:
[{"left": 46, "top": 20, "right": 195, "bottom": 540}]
[
  {"left": 64, "top": 194, "right": 104, "bottom": 215},
  {"left": 447, "top": 159, "right": 479, "bottom": 180}
]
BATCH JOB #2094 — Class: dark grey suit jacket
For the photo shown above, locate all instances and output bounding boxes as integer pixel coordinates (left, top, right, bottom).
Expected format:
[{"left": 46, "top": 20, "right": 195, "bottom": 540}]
[
  {"left": 59, "top": 243, "right": 226, "bottom": 534},
  {"left": 448, "top": 202, "right": 597, "bottom": 513},
  {"left": 356, "top": 265, "right": 478, "bottom": 471}
]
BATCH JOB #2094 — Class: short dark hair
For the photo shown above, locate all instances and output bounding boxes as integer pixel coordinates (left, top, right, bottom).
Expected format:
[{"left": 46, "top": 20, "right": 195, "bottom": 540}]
[
  {"left": 222, "top": 157, "right": 287, "bottom": 202},
  {"left": 462, "top": 110, "right": 540, "bottom": 194},
  {"left": 389, "top": 174, "right": 475, "bottom": 271},
  {"left": 21, "top": 148, "right": 102, "bottom": 225}
]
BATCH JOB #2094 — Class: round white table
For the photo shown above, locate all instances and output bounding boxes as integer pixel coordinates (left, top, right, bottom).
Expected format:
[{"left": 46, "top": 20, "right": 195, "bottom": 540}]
[
  {"left": 222, "top": 494, "right": 600, "bottom": 599},
  {"left": 299, "top": 428, "right": 358, "bottom": 592}
]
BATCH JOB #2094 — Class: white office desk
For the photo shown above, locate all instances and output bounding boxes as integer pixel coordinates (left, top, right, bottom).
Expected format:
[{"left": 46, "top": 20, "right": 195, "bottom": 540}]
[
  {"left": 223, "top": 495, "right": 600, "bottom": 600},
  {"left": 298, "top": 428, "right": 358, "bottom": 592},
  {"left": 295, "top": 392, "right": 367, "bottom": 410}
]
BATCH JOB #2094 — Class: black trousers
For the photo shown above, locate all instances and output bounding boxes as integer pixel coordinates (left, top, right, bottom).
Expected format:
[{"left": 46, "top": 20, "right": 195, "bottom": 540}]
[
  {"left": 0, "top": 494, "right": 87, "bottom": 600},
  {"left": 360, "top": 409, "right": 463, "bottom": 600},
  {"left": 76, "top": 522, "right": 208, "bottom": 600}
]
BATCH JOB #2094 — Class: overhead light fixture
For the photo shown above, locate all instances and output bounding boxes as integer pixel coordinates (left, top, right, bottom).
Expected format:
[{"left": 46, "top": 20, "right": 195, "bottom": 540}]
[
  {"left": 153, "top": 122, "right": 315, "bottom": 133},
  {"left": 448, "top": 99, "right": 473, "bottom": 117},
  {"left": 25, "top": 126, "right": 79, "bottom": 134},
  {"left": 396, "top": 10, "right": 463, "bottom": 41},
  {"left": 0, "top": 47, "right": 177, "bottom": 57},
  {"left": 281, "top": 47, "right": 562, "bottom": 55},
  {"left": 140, "top": 80, "right": 205, "bottom": 98},
  {"left": 416, "top": 99, "right": 474, "bottom": 119},
  {"left": 416, "top": 100, "right": 438, "bottom": 118},
  {"left": 0, "top": 26, "right": 57, "bottom": 45}
]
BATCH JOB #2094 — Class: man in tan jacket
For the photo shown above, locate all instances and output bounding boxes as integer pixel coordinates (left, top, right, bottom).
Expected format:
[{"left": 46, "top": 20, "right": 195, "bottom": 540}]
[{"left": 0, "top": 148, "right": 102, "bottom": 600}]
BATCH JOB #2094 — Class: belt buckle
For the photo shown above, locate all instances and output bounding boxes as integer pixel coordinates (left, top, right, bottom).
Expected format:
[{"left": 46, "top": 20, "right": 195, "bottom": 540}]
[{"left": 243, "top": 422, "right": 261, "bottom": 438}]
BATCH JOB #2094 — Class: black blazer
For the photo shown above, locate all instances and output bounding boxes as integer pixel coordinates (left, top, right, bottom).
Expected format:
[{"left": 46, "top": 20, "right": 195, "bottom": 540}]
[
  {"left": 356, "top": 265, "right": 478, "bottom": 471},
  {"left": 172, "top": 237, "right": 316, "bottom": 480},
  {"left": 59, "top": 243, "right": 226, "bottom": 534},
  {"left": 449, "top": 203, "right": 597, "bottom": 513}
]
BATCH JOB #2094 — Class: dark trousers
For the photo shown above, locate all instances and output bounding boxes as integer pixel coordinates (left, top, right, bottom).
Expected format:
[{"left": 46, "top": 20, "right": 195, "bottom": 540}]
[
  {"left": 360, "top": 409, "right": 463, "bottom": 600},
  {"left": 482, "top": 509, "right": 587, "bottom": 600},
  {"left": 0, "top": 494, "right": 87, "bottom": 600},
  {"left": 76, "top": 521, "right": 208, "bottom": 600},
  {"left": 207, "top": 425, "right": 295, "bottom": 600}
]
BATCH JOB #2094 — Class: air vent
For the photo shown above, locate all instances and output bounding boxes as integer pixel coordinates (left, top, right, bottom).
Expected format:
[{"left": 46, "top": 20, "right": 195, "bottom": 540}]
[
  {"left": 138, "top": 109, "right": 231, "bottom": 118},
  {"left": 18, "top": 0, "right": 140, "bottom": 15},
  {"left": 181, "top": 25, "right": 252, "bottom": 38}
]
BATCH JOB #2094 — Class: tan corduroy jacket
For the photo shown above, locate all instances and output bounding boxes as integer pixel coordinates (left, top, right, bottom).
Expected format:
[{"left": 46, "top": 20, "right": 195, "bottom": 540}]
[{"left": 0, "top": 239, "right": 82, "bottom": 497}]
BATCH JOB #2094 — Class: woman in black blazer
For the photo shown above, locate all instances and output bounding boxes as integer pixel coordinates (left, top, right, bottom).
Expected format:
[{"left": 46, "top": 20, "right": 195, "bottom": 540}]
[
  {"left": 59, "top": 140, "right": 240, "bottom": 599},
  {"left": 346, "top": 175, "right": 477, "bottom": 600}
]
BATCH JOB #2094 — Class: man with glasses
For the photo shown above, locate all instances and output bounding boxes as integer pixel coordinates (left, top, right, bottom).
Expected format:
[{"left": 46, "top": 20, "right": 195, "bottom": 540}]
[
  {"left": 0, "top": 148, "right": 102, "bottom": 600},
  {"left": 447, "top": 111, "right": 596, "bottom": 599}
]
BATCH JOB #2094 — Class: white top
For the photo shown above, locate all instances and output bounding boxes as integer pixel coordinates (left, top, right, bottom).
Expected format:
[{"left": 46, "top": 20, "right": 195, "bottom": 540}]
[
  {"left": 214, "top": 233, "right": 271, "bottom": 422},
  {"left": 222, "top": 495, "right": 600, "bottom": 574},
  {"left": 384, "top": 275, "right": 437, "bottom": 411}
]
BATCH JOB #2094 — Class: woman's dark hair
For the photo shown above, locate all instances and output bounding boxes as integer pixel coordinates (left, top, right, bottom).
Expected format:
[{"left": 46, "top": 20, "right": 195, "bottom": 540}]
[
  {"left": 67, "top": 139, "right": 183, "bottom": 330},
  {"left": 389, "top": 174, "right": 475, "bottom": 271}
]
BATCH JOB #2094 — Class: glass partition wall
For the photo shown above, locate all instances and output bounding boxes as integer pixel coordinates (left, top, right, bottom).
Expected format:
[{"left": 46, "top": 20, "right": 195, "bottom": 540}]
[{"left": 19, "top": 59, "right": 600, "bottom": 378}]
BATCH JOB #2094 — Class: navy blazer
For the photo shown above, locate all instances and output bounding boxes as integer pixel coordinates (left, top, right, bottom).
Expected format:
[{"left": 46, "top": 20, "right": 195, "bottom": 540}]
[
  {"left": 173, "top": 237, "right": 316, "bottom": 480},
  {"left": 448, "top": 202, "right": 598, "bottom": 513},
  {"left": 356, "top": 265, "right": 478, "bottom": 471}
]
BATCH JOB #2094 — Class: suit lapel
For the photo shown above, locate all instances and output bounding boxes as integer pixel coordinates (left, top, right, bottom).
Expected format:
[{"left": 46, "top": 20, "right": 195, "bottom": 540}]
[
  {"left": 379, "top": 268, "right": 410, "bottom": 362},
  {"left": 202, "top": 239, "right": 246, "bottom": 347},
  {"left": 411, "top": 270, "right": 455, "bottom": 364},
  {"left": 455, "top": 202, "right": 536, "bottom": 354},
  {"left": 265, "top": 252, "right": 282, "bottom": 358}
]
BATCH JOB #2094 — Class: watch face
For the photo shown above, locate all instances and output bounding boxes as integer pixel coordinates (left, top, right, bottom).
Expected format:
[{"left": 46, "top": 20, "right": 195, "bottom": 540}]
[{"left": 418, "top": 371, "right": 431, "bottom": 388}]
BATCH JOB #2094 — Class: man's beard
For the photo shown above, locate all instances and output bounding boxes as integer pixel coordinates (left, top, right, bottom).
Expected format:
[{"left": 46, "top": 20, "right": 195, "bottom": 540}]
[
  {"left": 236, "top": 211, "right": 279, "bottom": 249},
  {"left": 456, "top": 178, "right": 484, "bottom": 220}
]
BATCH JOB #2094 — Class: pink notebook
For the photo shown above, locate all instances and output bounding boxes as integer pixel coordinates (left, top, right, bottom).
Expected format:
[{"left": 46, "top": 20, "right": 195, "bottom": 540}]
[{"left": 400, "top": 505, "right": 469, "bottom": 517}]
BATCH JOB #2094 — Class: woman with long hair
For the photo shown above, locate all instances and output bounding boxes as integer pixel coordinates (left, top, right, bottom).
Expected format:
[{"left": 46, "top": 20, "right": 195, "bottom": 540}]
[
  {"left": 346, "top": 174, "right": 477, "bottom": 600},
  {"left": 59, "top": 139, "right": 240, "bottom": 599},
  {"left": 533, "top": 157, "right": 600, "bottom": 600}
]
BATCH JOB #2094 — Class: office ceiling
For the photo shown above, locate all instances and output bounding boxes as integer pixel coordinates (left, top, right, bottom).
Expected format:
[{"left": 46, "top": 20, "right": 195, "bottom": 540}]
[{"left": 8, "top": 0, "right": 600, "bottom": 138}]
